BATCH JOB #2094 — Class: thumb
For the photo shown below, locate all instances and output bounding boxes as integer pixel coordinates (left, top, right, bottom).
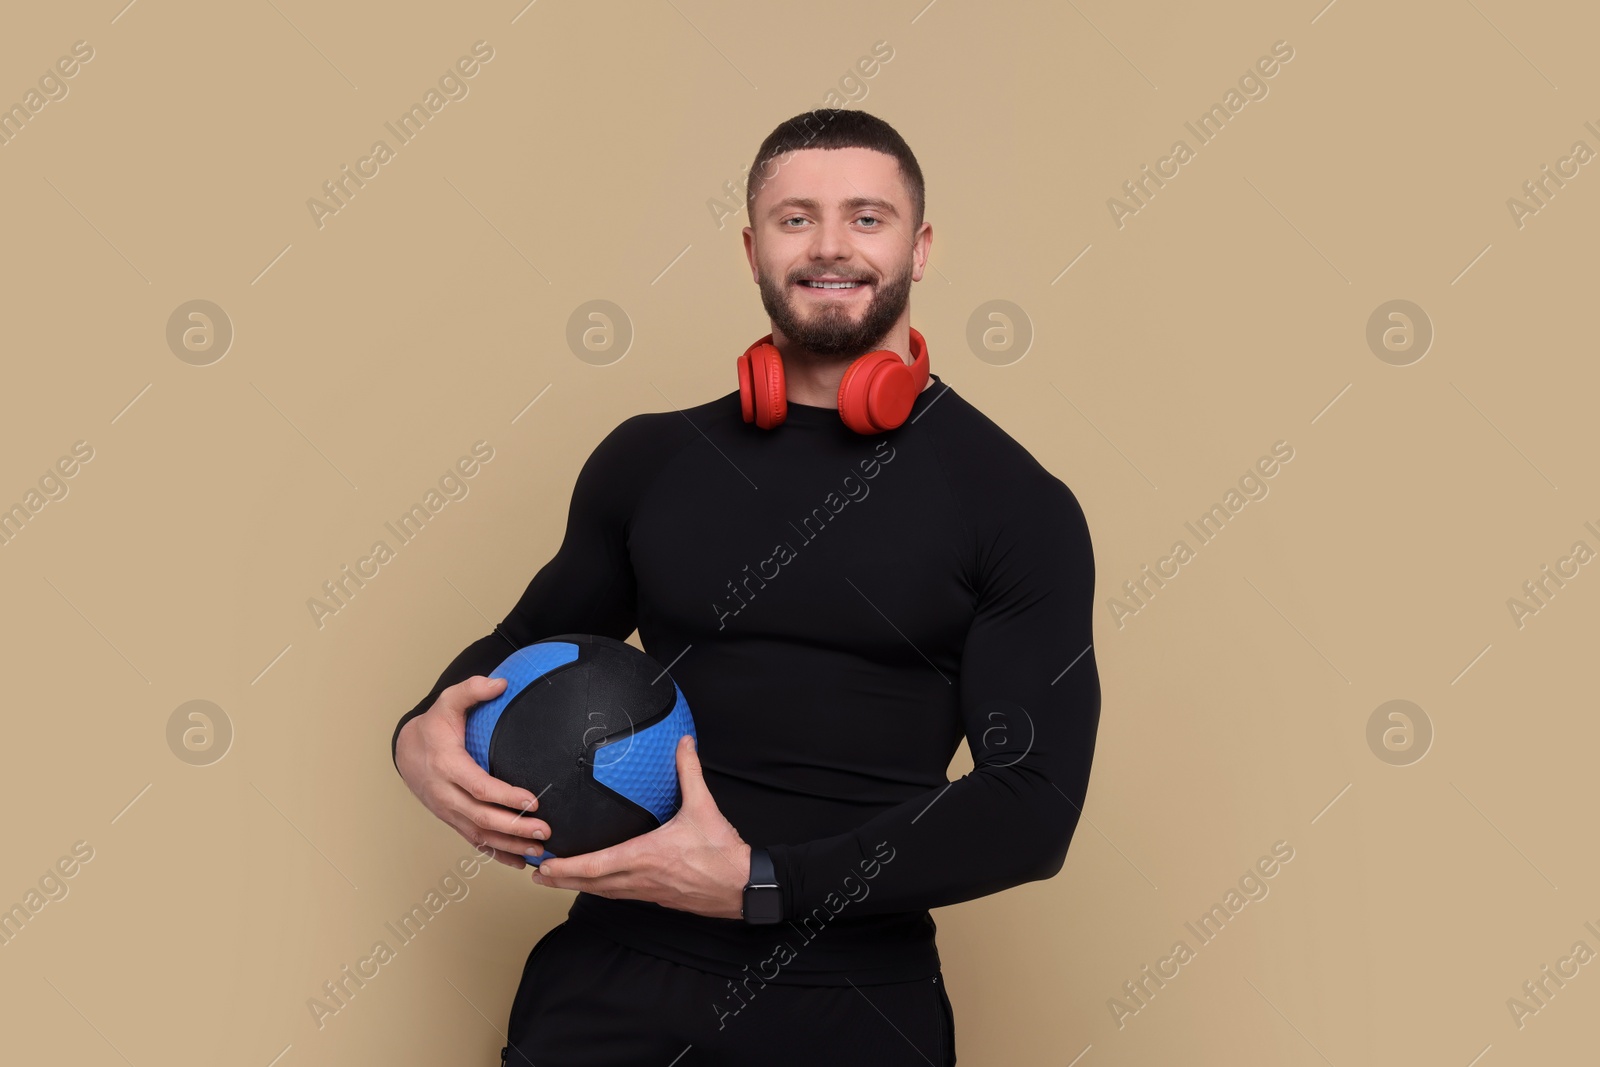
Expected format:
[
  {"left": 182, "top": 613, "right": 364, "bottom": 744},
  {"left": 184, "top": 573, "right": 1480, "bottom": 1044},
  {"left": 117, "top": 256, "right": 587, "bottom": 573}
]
[
  {"left": 676, "top": 735, "right": 709, "bottom": 807},
  {"left": 440, "top": 675, "right": 507, "bottom": 721}
]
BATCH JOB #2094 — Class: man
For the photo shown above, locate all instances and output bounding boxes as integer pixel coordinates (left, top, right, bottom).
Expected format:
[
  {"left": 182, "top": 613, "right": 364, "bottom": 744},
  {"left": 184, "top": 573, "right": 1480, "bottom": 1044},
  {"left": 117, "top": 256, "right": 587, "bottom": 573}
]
[{"left": 392, "top": 109, "right": 1101, "bottom": 1066}]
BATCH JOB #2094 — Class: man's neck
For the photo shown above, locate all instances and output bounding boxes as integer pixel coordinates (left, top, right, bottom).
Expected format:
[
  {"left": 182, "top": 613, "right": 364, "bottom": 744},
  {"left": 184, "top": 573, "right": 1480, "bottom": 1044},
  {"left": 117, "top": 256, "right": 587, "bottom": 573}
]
[{"left": 775, "top": 329, "right": 925, "bottom": 408}]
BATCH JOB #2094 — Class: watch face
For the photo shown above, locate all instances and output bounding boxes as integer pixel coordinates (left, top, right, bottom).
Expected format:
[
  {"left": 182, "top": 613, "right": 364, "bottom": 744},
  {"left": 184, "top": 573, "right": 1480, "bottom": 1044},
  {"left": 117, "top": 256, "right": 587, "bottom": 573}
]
[{"left": 744, "top": 887, "right": 782, "bottom": 924}]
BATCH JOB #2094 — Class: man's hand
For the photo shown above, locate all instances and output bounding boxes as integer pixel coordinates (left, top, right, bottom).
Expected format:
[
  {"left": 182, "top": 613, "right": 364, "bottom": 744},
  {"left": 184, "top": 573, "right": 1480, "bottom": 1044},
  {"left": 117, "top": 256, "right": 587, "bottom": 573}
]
[
  {"left": 396, "top": 675, "right": 552, "bottom": 869},
  {"left": 530, "top": 735, "right": 752, "bottom": 920}
]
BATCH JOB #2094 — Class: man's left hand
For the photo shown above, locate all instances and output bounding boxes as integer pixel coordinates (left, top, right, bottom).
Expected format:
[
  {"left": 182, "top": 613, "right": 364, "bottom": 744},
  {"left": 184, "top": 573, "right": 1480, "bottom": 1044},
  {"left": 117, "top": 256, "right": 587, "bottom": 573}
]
[{"left": 530, "top": 735, "right": 752, "bottom": 920}]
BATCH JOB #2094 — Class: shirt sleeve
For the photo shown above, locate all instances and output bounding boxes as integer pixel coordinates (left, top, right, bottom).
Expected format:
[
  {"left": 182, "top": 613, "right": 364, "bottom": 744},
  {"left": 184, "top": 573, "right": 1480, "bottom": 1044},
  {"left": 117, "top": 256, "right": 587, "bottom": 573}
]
[
  {"left": 389, "top": 417, "right": 647, "bottom": 773},
  {"left": 764, "top": 472, "right": 1101, "bottom": 919}
]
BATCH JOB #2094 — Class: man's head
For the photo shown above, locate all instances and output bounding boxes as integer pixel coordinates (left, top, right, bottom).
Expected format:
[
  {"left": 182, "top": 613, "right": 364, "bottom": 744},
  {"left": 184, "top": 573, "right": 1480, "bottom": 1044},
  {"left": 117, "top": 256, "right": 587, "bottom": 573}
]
[{"left": 742, "top": 110, "right": 931, "bottom": 359}]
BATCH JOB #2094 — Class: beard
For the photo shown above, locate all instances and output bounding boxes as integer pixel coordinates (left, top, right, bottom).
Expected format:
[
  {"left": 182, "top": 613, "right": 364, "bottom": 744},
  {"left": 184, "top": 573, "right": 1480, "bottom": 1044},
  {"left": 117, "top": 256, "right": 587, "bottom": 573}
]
[{"left": 756, "top": 256, "right": 914, "bottom": 359}]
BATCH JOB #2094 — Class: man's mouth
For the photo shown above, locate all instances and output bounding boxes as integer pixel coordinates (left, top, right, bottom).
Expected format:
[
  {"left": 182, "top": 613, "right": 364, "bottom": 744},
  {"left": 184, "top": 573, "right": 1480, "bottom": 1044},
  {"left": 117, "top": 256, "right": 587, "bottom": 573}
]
[{"left": 797, "top": 279, "right": 868, "bottom": 290}]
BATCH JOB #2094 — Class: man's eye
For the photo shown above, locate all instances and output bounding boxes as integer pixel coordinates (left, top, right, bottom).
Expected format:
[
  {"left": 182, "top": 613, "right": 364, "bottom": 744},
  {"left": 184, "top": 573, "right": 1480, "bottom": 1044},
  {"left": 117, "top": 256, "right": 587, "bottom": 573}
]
[
  {"left": 858, "top": 216, "right": 880, "bottom": 227},
  {"left": 783, "top": 217, "right": 808, "bottom": 227}
]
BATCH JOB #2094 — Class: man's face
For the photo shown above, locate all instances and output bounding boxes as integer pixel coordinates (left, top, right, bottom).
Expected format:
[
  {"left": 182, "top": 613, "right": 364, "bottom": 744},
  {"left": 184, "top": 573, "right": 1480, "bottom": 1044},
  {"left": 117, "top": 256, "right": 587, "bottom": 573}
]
[{"left": 743, "top": 146, "right": 931, "bottom": 358}]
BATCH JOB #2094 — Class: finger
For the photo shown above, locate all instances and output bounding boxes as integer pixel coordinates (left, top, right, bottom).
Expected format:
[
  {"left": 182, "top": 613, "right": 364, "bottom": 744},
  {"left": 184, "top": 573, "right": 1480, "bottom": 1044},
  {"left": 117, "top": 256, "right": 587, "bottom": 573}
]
[
  {"left": 466, "top": 797, "right": 551, "bottom": 844},
  {"left": 443, "top": 780, "right": 551, "bottom": 841},
  {"left": 459, "top": 823, "right": 543, "bottom": 861},
  {"left": 532, "top": 867, "right": 629, "bottom": 894},
  {"left": 469, "top": 837, "right": 529, "bottom": 868},
  {"left": 488, "top": 847, "right": 528, "bottom": 869},
  {"left": 444, "top": 813, "right": 545, "bottom": 861},
  {"left": 536, "top": 840, "right": 632, "bottom": 881},
  {"left": 443, "top": 746, "right": 540, "bottom": 815},
  {"left": 447, "top": 795, "right": 549, "bottom": 851}
]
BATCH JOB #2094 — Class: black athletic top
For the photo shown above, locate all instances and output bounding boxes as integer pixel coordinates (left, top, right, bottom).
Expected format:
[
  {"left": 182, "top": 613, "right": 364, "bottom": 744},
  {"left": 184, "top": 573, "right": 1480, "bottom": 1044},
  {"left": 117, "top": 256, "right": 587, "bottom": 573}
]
[{"left": 391, "top": 372, "right": 1101, "bottom": 987}]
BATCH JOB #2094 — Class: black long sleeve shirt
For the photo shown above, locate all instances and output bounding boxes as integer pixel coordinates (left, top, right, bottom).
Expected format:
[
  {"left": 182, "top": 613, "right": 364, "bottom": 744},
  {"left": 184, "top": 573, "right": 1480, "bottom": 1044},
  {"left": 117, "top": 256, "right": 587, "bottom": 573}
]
[{"left": 391, "top": 373, "right": 1101, "bottom": 986}]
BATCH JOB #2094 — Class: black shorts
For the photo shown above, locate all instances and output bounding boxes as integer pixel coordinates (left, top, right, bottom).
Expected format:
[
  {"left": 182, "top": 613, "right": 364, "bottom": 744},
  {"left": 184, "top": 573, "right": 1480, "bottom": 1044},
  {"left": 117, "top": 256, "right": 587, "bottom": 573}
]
[{"left": 503, "top": 919, "right": 957, "bottom": 1066}]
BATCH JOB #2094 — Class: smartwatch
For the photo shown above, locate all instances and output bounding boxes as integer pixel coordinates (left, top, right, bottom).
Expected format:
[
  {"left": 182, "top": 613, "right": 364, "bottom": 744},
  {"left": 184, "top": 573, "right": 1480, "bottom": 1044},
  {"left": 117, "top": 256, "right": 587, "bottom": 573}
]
[{"left": 742, "top": 847, "right": 782, "bottom": 925}]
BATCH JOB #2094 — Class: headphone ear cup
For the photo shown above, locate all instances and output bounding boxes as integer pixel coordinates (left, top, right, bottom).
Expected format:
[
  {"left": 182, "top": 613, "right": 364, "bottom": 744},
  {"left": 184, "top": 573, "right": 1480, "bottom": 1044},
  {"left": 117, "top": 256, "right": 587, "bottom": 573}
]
[
  {"left": 737, "top": 353, "right": 756, "bottom": 423},
  {"left": 838, "top": 350, "right": 915, "bottom": 434},
  {"left": 741, "top": 344, "right": 787, "bottom": 429}
]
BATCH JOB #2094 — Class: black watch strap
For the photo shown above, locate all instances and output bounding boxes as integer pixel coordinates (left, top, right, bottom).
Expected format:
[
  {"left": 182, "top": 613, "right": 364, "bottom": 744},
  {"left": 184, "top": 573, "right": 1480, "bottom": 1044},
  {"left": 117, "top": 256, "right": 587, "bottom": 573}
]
[{"left": 742, "top": 847, "right": 782, "bottom": 925}]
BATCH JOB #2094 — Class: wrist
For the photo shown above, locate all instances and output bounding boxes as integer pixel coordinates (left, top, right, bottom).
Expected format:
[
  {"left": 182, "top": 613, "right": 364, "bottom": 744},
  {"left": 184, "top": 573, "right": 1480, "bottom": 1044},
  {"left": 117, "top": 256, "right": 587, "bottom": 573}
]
[
  {"left": 741, "top": 845, "right": 782, "bottom": 924},
  {"left": 393, "top": 714, "right": 420, "bottom": 777}
]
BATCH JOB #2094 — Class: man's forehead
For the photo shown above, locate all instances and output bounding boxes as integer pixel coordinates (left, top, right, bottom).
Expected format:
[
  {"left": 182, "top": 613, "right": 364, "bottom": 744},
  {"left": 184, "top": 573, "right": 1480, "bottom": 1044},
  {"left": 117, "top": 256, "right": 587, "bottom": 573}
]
[{"left": 754, "top": 147, "right": 908, "bottom": 214}]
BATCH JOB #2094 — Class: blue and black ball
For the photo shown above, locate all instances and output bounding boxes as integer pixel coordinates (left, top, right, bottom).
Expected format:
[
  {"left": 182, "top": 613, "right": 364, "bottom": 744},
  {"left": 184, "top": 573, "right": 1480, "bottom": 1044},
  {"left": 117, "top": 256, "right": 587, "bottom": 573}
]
[{"left": 464, "top": 633, "right": 696, "bottom": 866}]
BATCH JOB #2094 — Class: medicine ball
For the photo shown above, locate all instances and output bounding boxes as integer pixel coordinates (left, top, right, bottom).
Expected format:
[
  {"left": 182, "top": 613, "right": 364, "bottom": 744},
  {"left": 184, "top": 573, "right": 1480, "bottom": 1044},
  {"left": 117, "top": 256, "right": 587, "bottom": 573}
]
[{"left": 463, "top": 633, "right": 697, "bottom": 866}]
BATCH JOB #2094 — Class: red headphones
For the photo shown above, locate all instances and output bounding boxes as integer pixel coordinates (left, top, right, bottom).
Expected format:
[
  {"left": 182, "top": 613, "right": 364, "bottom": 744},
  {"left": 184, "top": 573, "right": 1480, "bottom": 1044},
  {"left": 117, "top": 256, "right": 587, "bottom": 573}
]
[{"left": 737, "top": 326, "right": 931, "bottom": 434}]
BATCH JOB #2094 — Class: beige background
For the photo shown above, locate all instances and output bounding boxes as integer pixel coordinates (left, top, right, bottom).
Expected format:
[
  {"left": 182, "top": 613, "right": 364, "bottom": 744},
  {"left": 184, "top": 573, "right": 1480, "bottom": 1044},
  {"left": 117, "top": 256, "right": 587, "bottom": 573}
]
[{"left": 2, "top": 0, "right": 1596, "bottom": 1063}]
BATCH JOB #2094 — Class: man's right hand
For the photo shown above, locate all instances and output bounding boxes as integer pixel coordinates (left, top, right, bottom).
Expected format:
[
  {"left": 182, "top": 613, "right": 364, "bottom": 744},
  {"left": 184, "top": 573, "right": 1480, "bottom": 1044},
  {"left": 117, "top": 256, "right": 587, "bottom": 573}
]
[{"left": 396, "top": 675, "right": 550, "bottom": 869}]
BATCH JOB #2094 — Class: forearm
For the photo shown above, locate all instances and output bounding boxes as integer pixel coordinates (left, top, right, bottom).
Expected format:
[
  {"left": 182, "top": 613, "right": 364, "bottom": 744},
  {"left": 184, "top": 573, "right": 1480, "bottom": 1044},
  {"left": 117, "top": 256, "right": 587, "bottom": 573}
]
[{"left": 766, "top": 741, "right": 1093, "bottom": 919}]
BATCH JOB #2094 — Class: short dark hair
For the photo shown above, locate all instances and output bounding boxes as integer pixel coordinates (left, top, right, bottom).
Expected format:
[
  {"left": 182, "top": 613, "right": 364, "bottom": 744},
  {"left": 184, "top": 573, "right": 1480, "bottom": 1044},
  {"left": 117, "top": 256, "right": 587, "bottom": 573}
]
[{"left": 746, "top": 109, "right": 925, "bottom": 231}]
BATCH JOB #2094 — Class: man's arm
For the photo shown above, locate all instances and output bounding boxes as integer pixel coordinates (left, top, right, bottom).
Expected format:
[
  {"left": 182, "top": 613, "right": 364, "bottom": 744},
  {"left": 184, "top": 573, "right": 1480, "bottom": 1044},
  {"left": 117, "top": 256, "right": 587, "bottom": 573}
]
[
  {"left": 765, "top": 474, "right": 1101, "bottom": 919},
  {"left": 390, "top": 416, "right": 647, "bottom": 773}
]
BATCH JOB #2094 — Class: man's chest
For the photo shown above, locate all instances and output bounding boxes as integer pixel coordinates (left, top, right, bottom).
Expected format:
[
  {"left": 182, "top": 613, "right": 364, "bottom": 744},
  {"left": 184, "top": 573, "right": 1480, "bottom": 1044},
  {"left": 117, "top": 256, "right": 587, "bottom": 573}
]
[{"left": 627, "top": 437, "right": 977, "bottom": 662}]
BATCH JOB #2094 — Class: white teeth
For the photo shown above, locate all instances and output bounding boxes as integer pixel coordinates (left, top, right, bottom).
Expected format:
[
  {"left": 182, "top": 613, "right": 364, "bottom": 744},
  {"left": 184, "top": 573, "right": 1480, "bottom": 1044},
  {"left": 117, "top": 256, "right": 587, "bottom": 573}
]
[{"left": 803, "top": 281, "right": 861, "bottom": 288}]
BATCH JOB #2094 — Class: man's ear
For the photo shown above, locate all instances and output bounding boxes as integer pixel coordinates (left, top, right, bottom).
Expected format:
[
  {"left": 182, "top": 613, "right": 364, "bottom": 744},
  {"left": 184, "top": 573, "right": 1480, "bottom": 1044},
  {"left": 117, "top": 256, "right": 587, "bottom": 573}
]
[
  {"left": 911, "top": 222, "right": 932, "bottom": 283},
  {"left": 743, "top": 226, "right": 759, "bottom": 282}
]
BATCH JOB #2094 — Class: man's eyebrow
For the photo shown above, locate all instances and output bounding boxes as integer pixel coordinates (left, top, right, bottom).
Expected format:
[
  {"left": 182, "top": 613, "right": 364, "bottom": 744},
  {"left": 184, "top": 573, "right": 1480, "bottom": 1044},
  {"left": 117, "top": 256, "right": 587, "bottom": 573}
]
[{"left": 768, "top": 196, "right": 901, "bottom": 219}]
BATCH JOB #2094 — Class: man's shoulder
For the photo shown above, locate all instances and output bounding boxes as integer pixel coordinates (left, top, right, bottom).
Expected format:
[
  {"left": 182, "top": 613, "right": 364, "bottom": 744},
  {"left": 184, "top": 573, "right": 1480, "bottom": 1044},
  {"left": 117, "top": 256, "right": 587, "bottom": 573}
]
[
  {"left": 917, "top": 383, "right": 1094, "bottom": 559},
  {"left": 571, "top": 393, "right": 740, "bottom": 517},
  {"left": 919, "top": 383, "right": 1072, "bottom": 495},
  {"left": 594, "top": 390, "right": 741, "bottom": 454},
  {"left": 575, "top": 392, "right": 744, "bottom": 500}
]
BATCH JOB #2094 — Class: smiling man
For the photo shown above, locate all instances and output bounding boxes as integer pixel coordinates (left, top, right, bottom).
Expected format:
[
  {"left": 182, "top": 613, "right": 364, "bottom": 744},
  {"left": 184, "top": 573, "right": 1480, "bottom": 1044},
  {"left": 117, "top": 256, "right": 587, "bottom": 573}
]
[{"left": 392, "top": 109, "right": 1102, "bottom": 1066}]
